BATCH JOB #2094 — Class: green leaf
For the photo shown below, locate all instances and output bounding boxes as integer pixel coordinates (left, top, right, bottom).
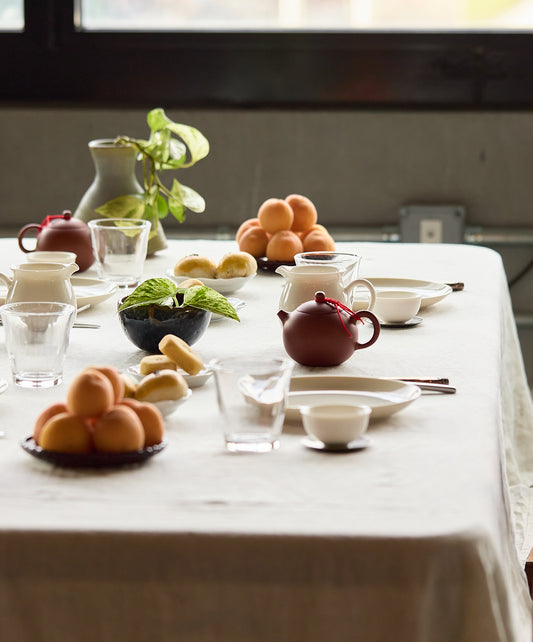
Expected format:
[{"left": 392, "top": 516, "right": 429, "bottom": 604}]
[
  {"left": 95, "top": 194, "right": 145, "bottom": 219},
  {"left": 183, "top": 286, "right": 240, "bottom": 321},
  {"left": 165, "top": 123, "right": 210, "bottom": 166},
  {"left": 118, "top": 278, "right": 178, "bottom": 311},
  {"left": 155, "top": 192, "right": 168, "bottom": 218},
  {"left": 168, "top": 196, "right": 185, "bottom": 222},
  {"left": 171, "top": 179, "right": 205, "bottom": 213},
  {"left": 146, "top": 108, "right": 170, "bottom": 132}
]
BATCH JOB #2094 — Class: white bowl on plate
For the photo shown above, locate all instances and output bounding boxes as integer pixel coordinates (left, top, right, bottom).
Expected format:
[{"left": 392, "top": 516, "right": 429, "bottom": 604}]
[
  {"left": 374, "top": 290, "right": 422, "bottom": 324},
  {"left": 166, "top": 269, "right": 255, "bottom": 295},
  {"left": 300, "top": 404, "right": 371, "bottom": 447}
]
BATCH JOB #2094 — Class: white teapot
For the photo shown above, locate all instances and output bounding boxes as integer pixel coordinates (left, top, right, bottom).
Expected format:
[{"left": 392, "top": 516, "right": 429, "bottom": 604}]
[
  {"left": 0, "top": 262, "right": 78, "bottom": 307},
  {"left": 275, "top": 264, "right": 376, "bottom": 312}
]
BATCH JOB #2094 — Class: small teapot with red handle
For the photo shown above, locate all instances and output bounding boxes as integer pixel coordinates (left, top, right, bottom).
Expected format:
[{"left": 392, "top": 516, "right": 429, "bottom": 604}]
[
  {"left": 18, "top": 210, "right": 94, "bottom": 272},
  {"left": 277, "top": 291, "right": 380, "bottom": 367}
]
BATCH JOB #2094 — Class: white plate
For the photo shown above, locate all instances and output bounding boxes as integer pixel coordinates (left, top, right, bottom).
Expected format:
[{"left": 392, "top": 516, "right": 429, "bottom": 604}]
[
  {"left": 166, "top": 269, "right": 255, "bottom": 295},
  {"left": 0, "top": 277, "right": 117, "bottom": 307},
  {"left": 286, "top": 376, "right": 421, "bottom": 423},
  {"left": 355, "top": 278, "right": 452, "bottom": 309},
  {"left": 72, "top": 277, "right": 118, "bottom": 307},
  {"left": 126, "top": 364, "right": 212, "bottom": 389}
]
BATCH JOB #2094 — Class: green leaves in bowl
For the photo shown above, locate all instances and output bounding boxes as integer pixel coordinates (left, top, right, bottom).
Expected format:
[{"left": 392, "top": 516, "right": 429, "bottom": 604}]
[{"left": 118, "top": 277, "right": 240, "bottom": 322}]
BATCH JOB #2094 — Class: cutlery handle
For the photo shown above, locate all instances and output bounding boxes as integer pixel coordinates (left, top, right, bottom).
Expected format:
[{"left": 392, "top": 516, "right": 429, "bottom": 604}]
[{"left": 416, "top": 382, "right": 456, "bottom": 394}]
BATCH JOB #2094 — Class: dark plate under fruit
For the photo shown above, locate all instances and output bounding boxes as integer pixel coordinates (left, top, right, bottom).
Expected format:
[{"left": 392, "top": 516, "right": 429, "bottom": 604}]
[
  {"left": 256, "top": 257, "right": 295, "bottom": 272},
  {"left": 21, "top": 437, "right": 167, "bottom": 469}
]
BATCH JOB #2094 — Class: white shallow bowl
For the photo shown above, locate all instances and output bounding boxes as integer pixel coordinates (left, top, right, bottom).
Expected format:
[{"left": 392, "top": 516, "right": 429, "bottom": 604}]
[
  {"left": 152, "top": 389, "right": 192, "bottom": 417},
  {"left": 166, "top": 269, "right": 255, "bottom": 294},
  {"left": 126, "top": 364, "right": 212, "bottom": 389},
  {"left": 300, "top": 404, "right": 371, "bottom": 446}
]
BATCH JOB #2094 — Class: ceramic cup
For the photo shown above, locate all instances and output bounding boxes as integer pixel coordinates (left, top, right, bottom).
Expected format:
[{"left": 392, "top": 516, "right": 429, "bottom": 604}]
[
  {"left": 26, "top": 251, "right": 77, "bottom": 265},
  {"left": 300, "top": 404, "right": 371, "bottom": 446},
  {"left": 0, "top": 301, "right": 76, "bottom": 388},
  {"left": 373, "top": 290, "right": 422, "bottom": 324},
  {"left": 88, "top": 218, "right": 150, "bottom": 287},
  {"left": 210, "top": 357, "right": 294, "bottom": 453}
]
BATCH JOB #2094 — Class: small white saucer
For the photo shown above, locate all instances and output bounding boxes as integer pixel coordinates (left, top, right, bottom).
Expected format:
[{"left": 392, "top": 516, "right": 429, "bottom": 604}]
[
  {"left": 379, "top": 316, "right": 423, "bottom": 328},
  {"left": 301, "top": 436, "right": 370, "bottom": 452}
]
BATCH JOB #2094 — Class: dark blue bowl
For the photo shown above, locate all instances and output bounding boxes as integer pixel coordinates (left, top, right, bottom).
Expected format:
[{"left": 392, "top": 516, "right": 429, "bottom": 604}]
[{"left": 118, "top": 299, "right": 212, "bottom": 353}]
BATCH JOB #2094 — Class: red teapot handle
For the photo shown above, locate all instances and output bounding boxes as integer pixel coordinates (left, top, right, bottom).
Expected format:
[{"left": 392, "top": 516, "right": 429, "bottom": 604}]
[
  {"left": 353, "top": 310, "right": 381, "bottom": 351},
  {"left": 17, "top": 224, "right": 41, "bottom": 253}
]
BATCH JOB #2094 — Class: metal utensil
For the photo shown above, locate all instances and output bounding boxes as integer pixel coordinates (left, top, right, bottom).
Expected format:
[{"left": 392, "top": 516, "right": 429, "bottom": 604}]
[{"left": 0, "top": 319, "right": 100, "bottom": 330}]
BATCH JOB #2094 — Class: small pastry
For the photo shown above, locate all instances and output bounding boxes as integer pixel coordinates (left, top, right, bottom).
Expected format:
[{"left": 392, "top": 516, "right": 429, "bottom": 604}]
[
  {"left": 216, "top": 251, "right": 257, "bottom": 278},
  {"left": 174, "top": 255, "right": 217, "bottom": 278},
  {"left": 139, "top": 354, "right": 178, "bottom": 375},
  {"left": 158, "top": 335, "right": 204, "bottom": 375},
  {"left": 179, "top": 278, "right": 205, "bottom": 288},
  {"left": 135, "top": 370, "right": 189, "bottom": 402}
]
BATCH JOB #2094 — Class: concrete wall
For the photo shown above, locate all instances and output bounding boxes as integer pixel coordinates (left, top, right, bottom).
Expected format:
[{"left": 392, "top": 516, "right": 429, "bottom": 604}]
[{"left": 2, "top": 107, "right": 533, "bottom": 378}]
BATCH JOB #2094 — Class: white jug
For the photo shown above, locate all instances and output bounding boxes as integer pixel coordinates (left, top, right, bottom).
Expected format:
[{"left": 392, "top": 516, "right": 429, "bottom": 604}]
[
  {"left": 0, "top": 262, "right": 78, "bottom": 307},
  {"left": 275, "top": 264, "right": 376, "bottom": 312}
]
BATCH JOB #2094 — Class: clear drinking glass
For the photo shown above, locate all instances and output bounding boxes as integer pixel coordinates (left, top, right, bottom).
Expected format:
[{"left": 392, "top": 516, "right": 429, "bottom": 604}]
[
  {"left": 0, "top": 302, "right": 76, "bottom": 388},
  {"left": 211, "top": 357, "right": 294, "bottom": 453},
  {"left": 88, "top": 218, "right": 150, "bottom": 287},
  {"left": 294, "top": 251, "right": 361, "bottom": 287}
]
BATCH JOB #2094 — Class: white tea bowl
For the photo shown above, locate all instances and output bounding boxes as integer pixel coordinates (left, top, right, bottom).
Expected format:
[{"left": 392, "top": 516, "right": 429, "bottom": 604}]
[
  {"left": 373, "top": 290, "right": 422, "bottom": 324},
  {"left": 300, "top": 404, "right": 371, "bottom": 446},
  {"left": 26, "top": 251, "right": 77, "bottom": 266}
]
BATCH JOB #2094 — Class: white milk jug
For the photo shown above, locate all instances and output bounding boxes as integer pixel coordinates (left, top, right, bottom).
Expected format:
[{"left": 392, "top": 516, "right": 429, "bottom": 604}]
[{"left": 0, "top": 262, "right": 78, "bottom": 307}]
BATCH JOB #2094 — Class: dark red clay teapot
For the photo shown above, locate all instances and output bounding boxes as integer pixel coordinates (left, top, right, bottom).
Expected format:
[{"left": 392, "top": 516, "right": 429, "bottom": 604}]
[
  {"left": 277, "top": 291, "right": 380, "bottom": 367},
  {"left": 18, "top": 210, "right": 94, "bottom": 272}
]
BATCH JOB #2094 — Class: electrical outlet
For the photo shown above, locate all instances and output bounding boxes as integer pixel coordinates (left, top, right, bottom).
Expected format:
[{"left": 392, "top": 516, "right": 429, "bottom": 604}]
[
  {"left": 399, "top": 205, "right": 465, "bottom": 243},
  {"left": 419, "top": 219, "right": 443, "bottom": 243}
]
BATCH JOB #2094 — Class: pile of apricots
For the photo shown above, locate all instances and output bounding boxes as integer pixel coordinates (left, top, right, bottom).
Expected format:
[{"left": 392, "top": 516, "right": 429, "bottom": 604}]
[{"left": 236, "top": 194, "right": 335, "bottom": 262}]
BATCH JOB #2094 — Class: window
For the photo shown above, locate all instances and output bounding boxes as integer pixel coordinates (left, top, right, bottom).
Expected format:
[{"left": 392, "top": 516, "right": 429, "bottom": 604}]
[{"left": 1, "top": 1, "right": 533, "bottom": 108}]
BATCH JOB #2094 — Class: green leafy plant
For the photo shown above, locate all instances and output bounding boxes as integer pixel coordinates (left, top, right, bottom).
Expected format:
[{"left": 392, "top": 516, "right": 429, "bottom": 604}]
[
  {"left": 118, "top": 278, "right": 240, "bottom": 322},
  {"left": 95, "top": 108, "right": 209, "bottom": 232}
]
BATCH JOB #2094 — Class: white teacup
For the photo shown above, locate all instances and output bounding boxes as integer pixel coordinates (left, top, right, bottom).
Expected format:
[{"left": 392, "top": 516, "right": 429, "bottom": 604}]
[
  {"left": 26, "top": 251, "right": 77, "bottom": 265},
  {"left": 300, "top": 404, "right": 371, "bottom": 446},
  {"left": 373, "top": 290, "right": 422, "bottom": 324}
]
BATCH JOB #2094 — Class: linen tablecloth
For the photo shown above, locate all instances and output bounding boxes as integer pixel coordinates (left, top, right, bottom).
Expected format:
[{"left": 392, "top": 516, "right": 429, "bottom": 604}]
[{"left": 0, "top": 239, "right": 531, "bottom": 642}]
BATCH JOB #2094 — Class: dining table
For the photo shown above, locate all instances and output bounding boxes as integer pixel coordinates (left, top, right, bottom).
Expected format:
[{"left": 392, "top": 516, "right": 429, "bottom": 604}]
[{"left": 0, "top": 237, "right": 532, "bottom": 642}]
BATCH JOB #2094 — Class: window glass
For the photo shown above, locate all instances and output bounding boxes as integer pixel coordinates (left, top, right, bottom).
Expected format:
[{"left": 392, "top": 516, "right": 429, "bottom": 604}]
[
  {"left": 78, "top": 0, "right": 533, "bottom": 31},
  {"left": 0, "top": 0, "right": 23, "bottom": 30}
]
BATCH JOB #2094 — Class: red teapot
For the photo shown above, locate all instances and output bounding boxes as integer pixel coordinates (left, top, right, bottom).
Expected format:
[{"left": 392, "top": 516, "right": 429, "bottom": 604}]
[
  {"left": 18, "top": 210, "right": 94, "bottom": 272},
  {"left": 277, "top": 291, "right": 380, "bottom": 367}
]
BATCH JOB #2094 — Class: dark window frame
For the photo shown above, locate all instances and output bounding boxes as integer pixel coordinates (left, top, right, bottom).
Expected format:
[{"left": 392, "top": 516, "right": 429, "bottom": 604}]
[{"left": 2, "top": 0, "right": 533, "bottom": 109}]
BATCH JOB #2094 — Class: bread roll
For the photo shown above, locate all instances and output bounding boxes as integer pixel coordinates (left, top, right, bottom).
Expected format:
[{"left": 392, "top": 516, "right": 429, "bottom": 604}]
[
  {"left": 139, "top": 354, "right": 178, "bottom": 375},
  {"left": 216, "top": 251, "right": 257, "bottom": 278},
  {"left": 135, "top": 370, "right": 189, "bottom": 402},
  {"left": 158, "top": 335, "right": 204, "bottom": 375},
  {"left": 174, "top": 255, "right": 217, "bottom": 278}
]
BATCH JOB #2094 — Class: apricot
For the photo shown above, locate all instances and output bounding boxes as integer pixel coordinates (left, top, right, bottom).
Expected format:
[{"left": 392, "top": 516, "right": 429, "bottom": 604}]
[
  {"left": 300, "top": 224, "right": 330, "bottom": 240},
  {"left": 286, "top": 194, "right": 318, "bottom": 233},
  {"left": 119, "top": 400, "right": 165, "bottom": 448},
  {"left": 257, "top": 198, "right": 294, "bottom": 234},
  {"left": 90, "top": 365, "right": 125, "bottom": 404},
  {"left": 266, "top": 230, "right": 303, "bottom": 262},
  {"left": 66, "top": 368, "right": 115, "bottom": 418},
  {"left": 302, "top": 231, "right": 336, "bottom": 252},
  {"left": 93, "top": 405, "right": 145, "bottom": 453},
  {"left": 39, "top": 412, "right": 93, "bottom": 454},
  {"left": 33, "top": 402, "right": 68, "bottom": 444},
  {"left": 238, "top": 226, "right": 270, "bottom": 258},
  {"left": 236, "top": 218, "right": 261, "bottom": 243}
]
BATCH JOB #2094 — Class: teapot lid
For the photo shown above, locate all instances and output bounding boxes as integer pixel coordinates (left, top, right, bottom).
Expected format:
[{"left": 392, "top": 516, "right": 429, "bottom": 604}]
[
  {"left": 39, "top": 210, "right": 89, "bottom": 231},
  {"left": 297, "top": 291, "right": 361, "bottom": 316}
]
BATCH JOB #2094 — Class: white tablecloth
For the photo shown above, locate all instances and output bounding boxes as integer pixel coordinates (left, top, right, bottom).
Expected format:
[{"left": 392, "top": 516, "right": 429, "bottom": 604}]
[{"left": 0, "top": 239, "right": 531, "bottom": 642}]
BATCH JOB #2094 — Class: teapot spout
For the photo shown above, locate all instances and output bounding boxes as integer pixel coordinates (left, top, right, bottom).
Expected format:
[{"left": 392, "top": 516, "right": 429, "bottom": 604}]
[
  {"left": 275, "top": 265, "right": 292, "bottom": 278},
  {"left": 277, "top": 309, "right": 290, "bottom": 325}
]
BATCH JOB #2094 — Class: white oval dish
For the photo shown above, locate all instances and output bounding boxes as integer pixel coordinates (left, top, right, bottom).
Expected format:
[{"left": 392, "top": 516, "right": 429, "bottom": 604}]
[
  {"left": 287, "top": 376, "right": 421, "bottom": 423},
  {"left": 166, "top": 269, "right": 255, "bottom": 295},
  {"left": 126, "top": 364, "right": 212, "bottom": 389},
  {"left": 354, "top": 278, "right": 452, "bottom": 309}
]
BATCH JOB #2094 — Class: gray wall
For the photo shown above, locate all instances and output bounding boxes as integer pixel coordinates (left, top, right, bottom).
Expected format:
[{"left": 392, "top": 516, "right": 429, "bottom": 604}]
[{"left": 2, "top": 107, "right": 533, "bottom": 378}]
